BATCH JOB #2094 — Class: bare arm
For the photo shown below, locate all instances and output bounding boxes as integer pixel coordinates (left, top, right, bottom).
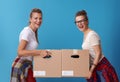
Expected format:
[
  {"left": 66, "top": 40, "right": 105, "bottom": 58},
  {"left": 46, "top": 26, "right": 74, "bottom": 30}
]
[
  {"left": 17, "top": 40, "right": 46, "bottom": 57},
  {"left": 90, "top": 44, "right": 102, "bottom": 72},
  {"left": 86, "top": 44, "right": 102, "bottom": 79}
]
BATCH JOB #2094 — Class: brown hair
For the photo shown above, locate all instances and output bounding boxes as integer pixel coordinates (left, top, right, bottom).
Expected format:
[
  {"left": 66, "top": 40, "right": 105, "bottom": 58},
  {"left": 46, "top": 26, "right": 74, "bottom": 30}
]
[
  {"left": 75, "top": 10, "right": 88, "bottom": 21},
  {"left": 29, "top": 8, "right": 42, "bottom": 43}
]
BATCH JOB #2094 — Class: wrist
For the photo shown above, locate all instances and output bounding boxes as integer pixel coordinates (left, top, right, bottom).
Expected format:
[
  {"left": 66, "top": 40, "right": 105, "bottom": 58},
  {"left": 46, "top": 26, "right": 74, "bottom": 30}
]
[
  {"left": 92, "top": 63, "right": 97, "bottom": 66},
  {"left": 90, "top": 63, "right": 97, "bottom": 72}
]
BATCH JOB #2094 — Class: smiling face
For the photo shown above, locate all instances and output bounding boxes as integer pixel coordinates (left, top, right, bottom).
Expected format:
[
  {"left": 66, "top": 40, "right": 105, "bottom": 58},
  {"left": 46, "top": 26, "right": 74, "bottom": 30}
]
[
  {"left": 29, "top": 12, "right": 42, "bottom": 30},
  {"left": 75, "top": 15, "right": 88, "bottom": 32}
]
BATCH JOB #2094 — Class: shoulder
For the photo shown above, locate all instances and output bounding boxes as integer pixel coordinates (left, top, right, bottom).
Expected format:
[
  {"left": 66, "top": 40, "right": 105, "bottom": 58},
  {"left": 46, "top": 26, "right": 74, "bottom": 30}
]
[
  {"left": 89, "top": 30, "right": 101, "bottom": 45},
  {"left": 20, "top": 26, "right": 31, "bottom": 35},
  {"left": 89, "top": 30, "right": 100, "bottom": 40},
  {"left": 90, "top": 30, "right": 99, "bottom": 37},
  {"left": 90, "top": 30, "right": 98, "bottom": 35},
  {"left": 19, "top": 26, "right": 32, "bottom": 42}
]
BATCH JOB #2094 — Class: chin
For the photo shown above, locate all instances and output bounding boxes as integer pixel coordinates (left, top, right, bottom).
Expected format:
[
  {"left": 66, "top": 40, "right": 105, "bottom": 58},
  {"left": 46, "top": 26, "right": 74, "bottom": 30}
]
[
  {"left": 78, "top": 28, "right": 83, "bottom": 32},
  {"left": 35, "top": 25, "right": 40, "bottom": 28}
]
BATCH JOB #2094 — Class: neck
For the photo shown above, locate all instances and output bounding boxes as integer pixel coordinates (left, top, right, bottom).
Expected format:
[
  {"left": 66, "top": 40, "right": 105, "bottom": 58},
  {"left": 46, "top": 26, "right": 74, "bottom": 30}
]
[
  {"left": 83, "top": 27, "right": 91, "bottom": 35},
  {"left": 29, "top": 24, "right": 36, "bottom": 32}
]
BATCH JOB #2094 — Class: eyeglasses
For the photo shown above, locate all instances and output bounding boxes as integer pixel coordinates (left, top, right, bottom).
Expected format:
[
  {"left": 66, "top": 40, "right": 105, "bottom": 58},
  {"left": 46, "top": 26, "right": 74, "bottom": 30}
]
[{"left": 74, "top": 19, "right": 87, "bottom": 24}]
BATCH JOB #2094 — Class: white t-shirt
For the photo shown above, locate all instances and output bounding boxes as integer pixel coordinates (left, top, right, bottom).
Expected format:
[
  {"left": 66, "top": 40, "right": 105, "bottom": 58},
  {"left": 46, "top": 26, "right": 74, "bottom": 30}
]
[
  {"left": 19, "top": 26, "right": 38, "bottom": 61},
  {"left": 82, "top": 31, "right": 104, "bottom": 65}
]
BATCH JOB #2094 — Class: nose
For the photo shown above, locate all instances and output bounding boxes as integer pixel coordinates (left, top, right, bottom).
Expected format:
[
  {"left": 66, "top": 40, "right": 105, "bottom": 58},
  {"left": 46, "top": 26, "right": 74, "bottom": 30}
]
[
  {"left": 37, "top": 18, "right": 42, "bottom": 23},
  {"left": 77, "top": 22, "right": 82, "bottom": 27}
]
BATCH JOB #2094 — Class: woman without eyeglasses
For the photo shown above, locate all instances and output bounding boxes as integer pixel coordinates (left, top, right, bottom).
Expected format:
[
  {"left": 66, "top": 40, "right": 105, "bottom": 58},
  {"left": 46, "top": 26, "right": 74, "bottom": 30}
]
[{"left": 10, "top": 8, "right": 49, "bottom": 82}]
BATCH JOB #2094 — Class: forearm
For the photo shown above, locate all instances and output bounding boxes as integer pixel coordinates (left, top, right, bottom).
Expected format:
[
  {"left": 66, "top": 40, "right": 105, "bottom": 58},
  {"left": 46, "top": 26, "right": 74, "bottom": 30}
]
[
  {"left": 90, "top": 53, "right": 101, "bottom": 72},
  {"left": 18, "top": 50, "right": 41, "bottom": 57},
  {"left": 93, "top": 53, "right": 101, "bottom": 65}
]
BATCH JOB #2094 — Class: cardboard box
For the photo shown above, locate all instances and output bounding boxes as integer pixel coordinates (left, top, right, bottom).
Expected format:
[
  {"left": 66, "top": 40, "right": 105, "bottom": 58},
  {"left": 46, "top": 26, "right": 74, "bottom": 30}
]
[
  {"left": 33, "top": 49, "right": 89, "bottom": 77},
  {"left": 62, "top": 49, "right": 89, "bottom": 77},
  {"left": 33, "top": 50, "right": 61, "bottom": 77}
]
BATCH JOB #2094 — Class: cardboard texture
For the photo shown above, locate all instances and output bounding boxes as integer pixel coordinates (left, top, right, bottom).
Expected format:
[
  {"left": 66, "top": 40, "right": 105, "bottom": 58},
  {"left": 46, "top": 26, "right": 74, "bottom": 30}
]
[
  {"left": 62, "top": 49, "right": 89, "bottom": 77},
  {"left": 33, "top": 50, "right": 61, "bottom": 77},
  {"left": 33, "top": 49, "right": 89, "bottom": 77}
]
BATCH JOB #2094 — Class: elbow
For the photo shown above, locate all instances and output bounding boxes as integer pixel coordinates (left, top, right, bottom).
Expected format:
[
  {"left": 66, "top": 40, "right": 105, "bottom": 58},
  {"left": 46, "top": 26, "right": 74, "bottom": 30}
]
[{"left": 17, "top": 50, "right": 23, "bottom": 57}]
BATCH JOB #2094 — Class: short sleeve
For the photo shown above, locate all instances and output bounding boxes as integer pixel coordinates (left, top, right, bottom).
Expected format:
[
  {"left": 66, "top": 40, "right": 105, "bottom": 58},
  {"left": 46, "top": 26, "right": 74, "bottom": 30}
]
[
  {"left": 89, "top": 33, "right": 100, "bottom": 46},
  {"left": 20, "top": 29, "right": 30, "bottom": 42}
]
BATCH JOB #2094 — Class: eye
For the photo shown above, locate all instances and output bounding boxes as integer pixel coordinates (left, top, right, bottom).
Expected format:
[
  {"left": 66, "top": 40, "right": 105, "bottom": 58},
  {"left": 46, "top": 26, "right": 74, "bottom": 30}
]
[
  {"left": 39, "top": 17, "right": 42, "bottom": 20},
  {"left": 35, "top": 17, "right": 38, "bottom": 20},
  {"left": 75, "top": 19, "right": 87, "bottom": 24}
]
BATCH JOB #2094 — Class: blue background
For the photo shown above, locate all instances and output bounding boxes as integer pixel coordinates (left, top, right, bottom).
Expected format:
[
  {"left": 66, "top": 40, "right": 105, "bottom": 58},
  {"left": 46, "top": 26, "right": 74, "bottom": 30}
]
[{"left": 0, "top": 0, "right": 120, "bottom": 82}]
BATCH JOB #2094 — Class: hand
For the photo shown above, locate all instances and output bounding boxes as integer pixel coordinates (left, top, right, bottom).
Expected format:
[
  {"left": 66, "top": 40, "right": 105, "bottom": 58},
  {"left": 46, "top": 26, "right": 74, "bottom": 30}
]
[
  {"left": 85, "top": 71, "right": 92, "bottom": 79},
  {"left": 40, "top": 50, "right": 48, "bottom": 57},
  {"left": 46, "top": 50, "right": 52, "bottom": 55},
  {"left": 43, "top": 51, "right": 52, "bottom": 58}
]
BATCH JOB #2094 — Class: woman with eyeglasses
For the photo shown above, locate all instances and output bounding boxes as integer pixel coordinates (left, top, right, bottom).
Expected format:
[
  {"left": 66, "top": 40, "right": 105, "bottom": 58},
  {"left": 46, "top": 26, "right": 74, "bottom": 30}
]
[
  {"left": 10, "top": 8, "right": 49, "bottom": 82},
  {"left": 74, "top": 10, "right": 119, "bottom": 82}
]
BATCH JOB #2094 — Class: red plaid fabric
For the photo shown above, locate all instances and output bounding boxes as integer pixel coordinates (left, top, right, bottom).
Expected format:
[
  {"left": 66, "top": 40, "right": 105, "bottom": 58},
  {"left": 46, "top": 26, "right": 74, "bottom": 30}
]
[
  {"left": 26, "top": 68, "right": 36, "bottom": 82},
  {"left": 87, "top": 57, "right": 119, "bottom": 82},
  {"left": 11, "top": 57, "right": 36, "bottom": 82}
]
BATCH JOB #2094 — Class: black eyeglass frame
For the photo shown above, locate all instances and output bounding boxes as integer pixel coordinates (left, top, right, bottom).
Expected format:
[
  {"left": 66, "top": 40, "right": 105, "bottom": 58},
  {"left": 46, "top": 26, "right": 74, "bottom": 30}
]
[{"left": 74, "top": 19, "right": 87, "bottom": 24}]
